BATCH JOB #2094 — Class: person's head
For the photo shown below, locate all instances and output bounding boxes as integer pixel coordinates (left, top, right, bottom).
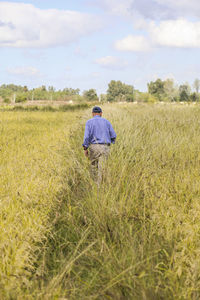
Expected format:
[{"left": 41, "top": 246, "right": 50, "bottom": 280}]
[{"left": 92, "top": 106, "right": 102, "bottom": 117}]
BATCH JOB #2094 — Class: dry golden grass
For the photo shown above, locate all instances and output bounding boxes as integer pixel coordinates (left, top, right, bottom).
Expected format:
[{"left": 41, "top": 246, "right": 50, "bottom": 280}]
[
  {"left": 1, "top": 103, "right": 200, "bottom": 299},
  {"left": 0, "top": 110, "right": 81, "bottom": 298}
]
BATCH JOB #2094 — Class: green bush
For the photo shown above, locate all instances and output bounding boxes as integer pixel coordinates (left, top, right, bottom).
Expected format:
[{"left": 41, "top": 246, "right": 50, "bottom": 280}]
[
  {"left": 140, "top": 92, "right": 157, "bottom": 103},
  {"left": 16, "top": 94, "right": 27, "bottom": 103},
  {"left": 59, "top": 103, "right": 90, "bottom": 112},
  {"left": 3, "top": 98, "right": 11, "bottom": 104},
  {"left": 41, "top": 105, "right": 57, "bottom": 112},
  {"left": 126, "top": 94, "right": 135, "bottom": 102}
]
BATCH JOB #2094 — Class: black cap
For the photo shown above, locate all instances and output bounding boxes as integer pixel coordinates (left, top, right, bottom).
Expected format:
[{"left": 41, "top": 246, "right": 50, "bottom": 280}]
[{"left": 92, "top": 106, "right": 102, "bottom": 113}]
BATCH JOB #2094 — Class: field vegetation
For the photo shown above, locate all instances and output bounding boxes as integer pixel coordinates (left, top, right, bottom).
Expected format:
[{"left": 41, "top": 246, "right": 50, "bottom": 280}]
[
  {"left": 0, "top": 109, "right": 82, "bottom": 298},
  {"left": 1, "top": 103, "right": 200, "bottom": 299}
]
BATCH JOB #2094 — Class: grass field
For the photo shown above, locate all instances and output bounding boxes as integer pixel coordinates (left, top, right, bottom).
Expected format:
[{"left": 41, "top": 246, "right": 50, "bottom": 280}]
[{"left": 1, "top": 103, "right": 200, "bottom": 299}]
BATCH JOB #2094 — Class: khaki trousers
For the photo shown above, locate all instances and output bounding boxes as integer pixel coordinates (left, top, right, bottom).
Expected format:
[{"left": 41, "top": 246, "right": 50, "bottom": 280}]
[{"left": 89, "top": 144, "right": 110, "bottom": 185}]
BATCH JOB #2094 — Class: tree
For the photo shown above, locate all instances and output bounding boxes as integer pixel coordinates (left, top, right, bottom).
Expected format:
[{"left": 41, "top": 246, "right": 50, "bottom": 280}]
[
  {"left": 193, "top": 79, "right": 200, "bottom": 94},
  {"left": 23, "top": 86, "right": 28, "bottom": 92},
  {"left": 148, "top": 79, "right": 165, "bottom": 101},
  {"left": 83, "top": 89, "right": 98, "bottom": 101},
  {"left": 190, "top": 92, "right": 200, "bottom": 102},
  {"left": 0, "top": 84, "right": 24, "bottom": 101},
  {"left": 99, "top": 94, "right": 107, "bottom": 102},
  {"left": 41, "top": 85, "right": 46, "bottom": 91},
  {"left": 63, "top": 88, "right": 80, "bottom": 95},
  {"left": 163, "top": 79, "right": 178, "bottom": 102},
  {"left": 107, "top": 80, "right": 134, "bottom": 102},
  {"left": 179, "top": 84, "right": 191, "bottom": 102},
  {"left": 48, "top": 86, "right": 55, "bottom": 92}
]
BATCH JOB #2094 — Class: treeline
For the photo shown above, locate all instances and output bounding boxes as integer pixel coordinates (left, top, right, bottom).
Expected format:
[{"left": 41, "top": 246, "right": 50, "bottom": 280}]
[
  {"left": 0, "top": 81, "right": 137, "bottom": 103},
  {"left": 147, "top": 78, "right": 200, "bottom": 102},
  {"left": 101, "top": 79, "right": 200, "bottom": 103},
  {"left": 0, "top": 85, "right": 81, "bottom": 103},
  {"left": 104, "top": 78, "right": 200, "bottom": 103},
  {"left": 1, "top": 78, "right": 200, "bottom": 104}
]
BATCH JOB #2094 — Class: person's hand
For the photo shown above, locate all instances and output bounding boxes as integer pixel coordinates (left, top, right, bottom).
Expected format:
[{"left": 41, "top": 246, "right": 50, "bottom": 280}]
[{"left": 84, "top": 150, "right": 89, "bottom": 157}]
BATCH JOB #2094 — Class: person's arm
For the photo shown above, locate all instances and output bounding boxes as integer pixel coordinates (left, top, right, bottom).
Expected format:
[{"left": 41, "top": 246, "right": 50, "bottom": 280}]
[
  {"left": 82, "top": 122, "right": 90, "bottom": 156},
  {"left": 108, "top": 121, "right": 116, "bottom": 144}
]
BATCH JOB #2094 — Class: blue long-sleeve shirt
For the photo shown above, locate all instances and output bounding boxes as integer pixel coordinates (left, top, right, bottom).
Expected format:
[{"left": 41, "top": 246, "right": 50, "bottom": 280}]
[{"left": 83, "top": 115, "right": 116, "bottom": 148}]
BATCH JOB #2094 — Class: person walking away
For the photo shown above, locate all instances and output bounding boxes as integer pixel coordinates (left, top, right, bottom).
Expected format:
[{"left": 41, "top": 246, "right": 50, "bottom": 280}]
[{"left": 82, "top": 106, "right": 116, "bottom": 185}]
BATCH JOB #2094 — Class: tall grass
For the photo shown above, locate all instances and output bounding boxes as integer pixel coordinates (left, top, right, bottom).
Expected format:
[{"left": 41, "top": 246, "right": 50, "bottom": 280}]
[
  {"left": 0, "top": 103, "right": 90, "bottom": 112},
  {"left": 1, "top": 104, "right": 200, "bottom": 299},
  {"left": 0, "top": 110, "right": 82, "bottom": 299}
]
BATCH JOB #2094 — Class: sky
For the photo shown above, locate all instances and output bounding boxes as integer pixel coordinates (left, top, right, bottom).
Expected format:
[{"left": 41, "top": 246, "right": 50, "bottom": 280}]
[{"left": 0, "top": 0, "right": 200, "bottom": 94}]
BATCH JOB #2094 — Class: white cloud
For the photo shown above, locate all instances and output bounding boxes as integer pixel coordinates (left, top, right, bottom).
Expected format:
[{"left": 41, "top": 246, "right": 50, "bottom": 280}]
[
  {"left": 115, "top": 35, "right": 151, "bottom": 52},
  {"left": 95, "top": 56, "right": 128, "bottom": 69},
  {"left": 115, "top": 19, "right": 200, "bottom": 52},
  {"left": 7, "top": 66, "right": 40, "bottom": 76},
  {"left": 150, "top": 19, "right": 200, "bottom": 48},
  {"left": 98, "top": 0, "right": 200, "bottom": 51},
  {"left": 0, "top": 2, "right": 101, "bottom": 48}
]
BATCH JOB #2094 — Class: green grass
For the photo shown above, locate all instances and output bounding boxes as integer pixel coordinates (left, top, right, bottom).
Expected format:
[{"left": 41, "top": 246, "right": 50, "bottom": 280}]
[{"left": 1, "top": 104, "right": 200, "bottom": 299}]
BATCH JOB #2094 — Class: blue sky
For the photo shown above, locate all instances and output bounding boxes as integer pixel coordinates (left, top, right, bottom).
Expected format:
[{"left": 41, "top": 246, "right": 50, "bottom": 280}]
[{"left": 0, "top": 0, "right": 200, "bottom": 94}]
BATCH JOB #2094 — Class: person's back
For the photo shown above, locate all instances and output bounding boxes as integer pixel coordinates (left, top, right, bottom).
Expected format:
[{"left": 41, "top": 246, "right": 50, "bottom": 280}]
[
  {"left": 84, "top": 115, "right": 115, "bottom": 146},
  {"left": 82, "top": 106, "right": 116, "bottom": 185}
]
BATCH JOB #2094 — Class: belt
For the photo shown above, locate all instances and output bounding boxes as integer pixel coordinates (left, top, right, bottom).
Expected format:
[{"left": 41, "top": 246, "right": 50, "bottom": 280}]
[{"left": 92, "top": 143, "right": 110, "bottom": 146}]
